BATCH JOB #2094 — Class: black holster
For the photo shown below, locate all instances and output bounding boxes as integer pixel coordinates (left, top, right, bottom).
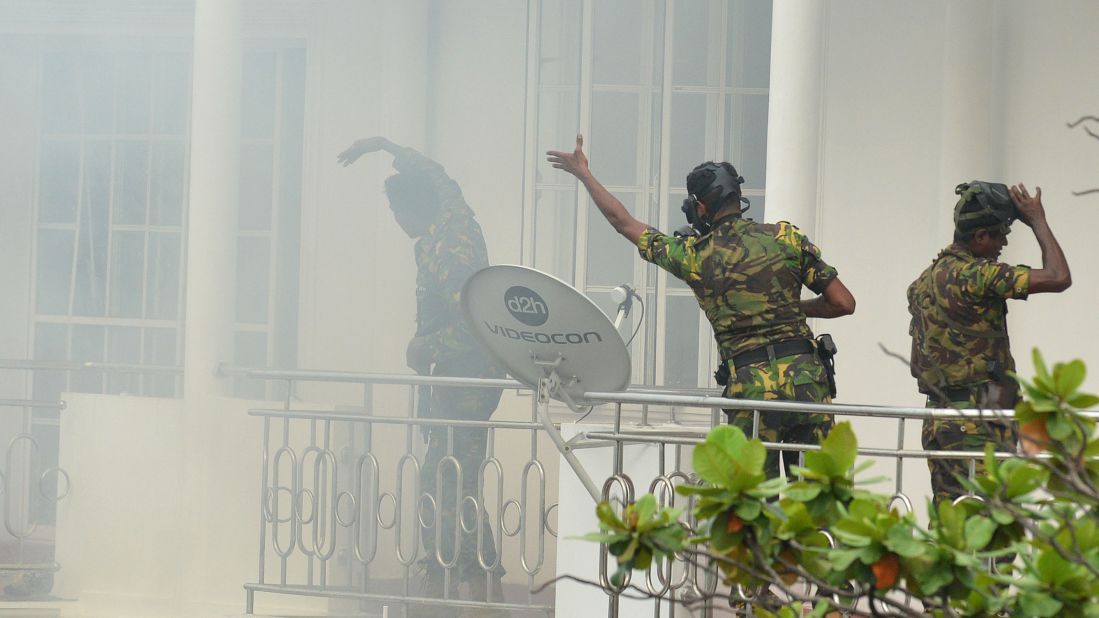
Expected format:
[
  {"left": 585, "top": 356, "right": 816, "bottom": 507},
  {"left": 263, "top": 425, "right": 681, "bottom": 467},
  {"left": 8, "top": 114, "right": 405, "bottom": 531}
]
[{"left": 816, "top": 334, "right": 838, "bottom": 398}]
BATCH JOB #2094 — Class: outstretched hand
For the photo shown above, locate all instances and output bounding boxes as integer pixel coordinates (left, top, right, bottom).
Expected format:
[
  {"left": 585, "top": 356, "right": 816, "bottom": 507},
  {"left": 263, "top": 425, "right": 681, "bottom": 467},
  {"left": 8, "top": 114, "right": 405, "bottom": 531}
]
[
  {"left": 337, "top": 136, "right": 396, "bottom": 167},
  {"left": 1009, "top": 183, "right": 1045, "bottom": 227},
  {"left": 546, "top": 134, "right": 591, "bottom": 180}
]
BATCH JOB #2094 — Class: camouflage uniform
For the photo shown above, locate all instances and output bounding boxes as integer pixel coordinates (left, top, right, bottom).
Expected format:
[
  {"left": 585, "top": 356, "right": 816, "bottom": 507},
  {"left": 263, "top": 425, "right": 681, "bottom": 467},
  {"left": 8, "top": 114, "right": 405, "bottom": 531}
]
[
  {"left": 392, "top": 147, "right": 505, "bottom": 583},
  {"left": 907, "top": 243, "right": 1030, "bottom": 504},
  {"left": 637, "top": 218, "right": 838, "bottom": 478}
]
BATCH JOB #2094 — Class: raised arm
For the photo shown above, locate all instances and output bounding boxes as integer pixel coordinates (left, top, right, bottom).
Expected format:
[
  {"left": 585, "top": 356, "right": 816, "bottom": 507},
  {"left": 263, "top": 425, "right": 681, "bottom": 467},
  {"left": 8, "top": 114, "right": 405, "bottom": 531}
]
[
  {"left": 547, "top": 135, "right": 648, "bottom": 244},
  {"left": 1010, "top": 184, "right": 1071, "bottom": 294}
]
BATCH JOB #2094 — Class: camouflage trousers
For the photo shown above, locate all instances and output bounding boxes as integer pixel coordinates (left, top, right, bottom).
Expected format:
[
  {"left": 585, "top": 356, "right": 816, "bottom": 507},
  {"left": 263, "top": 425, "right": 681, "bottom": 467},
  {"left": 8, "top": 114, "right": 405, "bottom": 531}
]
[
  {"left": 922, "top": 392, "right": 1018, "bottom": 505},
  {"left": 724, "top": 352, "right": 832, "bottom": 479},
  {"left": 419, "top": 385, "right": 505, "bottom": 584}
]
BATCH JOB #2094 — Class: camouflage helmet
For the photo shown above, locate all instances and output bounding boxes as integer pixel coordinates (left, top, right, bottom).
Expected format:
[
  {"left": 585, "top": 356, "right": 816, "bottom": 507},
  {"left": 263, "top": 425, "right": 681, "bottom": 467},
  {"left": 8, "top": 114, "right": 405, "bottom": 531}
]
[{"left": 953, "top": 180, "right": 1016, "bottom": 235}]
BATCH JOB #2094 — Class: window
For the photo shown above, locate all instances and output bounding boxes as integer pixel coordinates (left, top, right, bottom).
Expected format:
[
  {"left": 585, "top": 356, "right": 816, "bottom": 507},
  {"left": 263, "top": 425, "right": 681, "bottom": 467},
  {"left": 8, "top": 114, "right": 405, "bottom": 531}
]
[
  {"left": 33, "top": 43, "right": 191, "bottom": 403},
  {"left": 232, "top": 46, "right": 306, "bottom": 400},
  {"left": 525, "top": 0, "right": 773, "bottom": 387}
]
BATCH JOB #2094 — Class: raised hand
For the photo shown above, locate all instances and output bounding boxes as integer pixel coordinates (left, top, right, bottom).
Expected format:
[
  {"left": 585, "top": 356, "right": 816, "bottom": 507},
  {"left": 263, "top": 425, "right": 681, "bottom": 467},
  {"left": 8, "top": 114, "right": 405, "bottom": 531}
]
[
  {"left": 1009, "top": 183, "right": 1045, "bottom": 227},
  {"left": 546, "top": 134, "right": 591, "bottom": 180},
  {"left": 337, "top": 136, "right": 396, "bottom": 167}
]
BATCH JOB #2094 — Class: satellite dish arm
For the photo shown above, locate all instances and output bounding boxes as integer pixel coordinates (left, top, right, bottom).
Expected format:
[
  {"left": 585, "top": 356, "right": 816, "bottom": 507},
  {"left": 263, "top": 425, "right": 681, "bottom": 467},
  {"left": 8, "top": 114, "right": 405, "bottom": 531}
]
[{"left": 538, "top": 388, "right": 602, "bottom": 502}]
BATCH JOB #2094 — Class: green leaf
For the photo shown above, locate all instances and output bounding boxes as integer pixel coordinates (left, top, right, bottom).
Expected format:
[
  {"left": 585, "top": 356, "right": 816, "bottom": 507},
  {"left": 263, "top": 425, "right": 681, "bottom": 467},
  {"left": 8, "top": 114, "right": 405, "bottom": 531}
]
[
  {"left": 735, "top": 500, "right": 762, "bottom": 521},
  {"left": 596, "top": 501, "right": 625, "bottom": 530},
  {"left": 803, "top": 451, "right": 837, "bottom": 478},
  {"left": 633, "top": 495, "right": 657, "bottom": 526},
  {"left": 784, "top": 481, "right": 823, "bottom": 502},
  {"left": 1036, "top": 549, "right": 1074, "bottom": 586},
  {"left": 1068, "top": 393, "right": 1099, "bottom": 410},
  {"left": 990, "top": 507, "right": 1014, "bottom": 525},
  {"left": 1046, "top": 413, "right": 1074, "bottom": 441},
  {"left": 1054, "top": 359, "right": 1086, "bottom": 397},
  {"left": 829, "top": 547, "right": 863, "bottom": 570},
  {"left": 1033, "top": 348, "right": 1052, "bottom": 387},
  {"left": 740, "top": 439, "right": 767, "bottom": 478},
  {"left": 820, "top": 422, "right": 858, "bottom": 474},
  {"left": 1019, "top": 591, "right": 1063, "bottom": 617},
  {"left": 1005, "top": 463, "right": 1046, "bottom": 499},
  {"left": 886, "top": 524, "right": 925, "bottom": 558},
  {"left": 692, "top": 442, "right": 738, "bottom": 488},
  {"left": 707, "top": 424, "right": 748, "bottom": 457},
  {"left": 964, "top": 516, "right": 995, "bottom": 551}
]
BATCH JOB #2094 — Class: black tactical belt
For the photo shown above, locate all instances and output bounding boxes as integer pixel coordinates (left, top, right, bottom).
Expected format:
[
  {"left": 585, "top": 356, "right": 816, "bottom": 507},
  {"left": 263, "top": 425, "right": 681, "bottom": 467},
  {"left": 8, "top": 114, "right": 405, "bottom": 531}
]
[
  {"left": 931, "top": 384, "right": 984, "bottom": 404},
  {"left": 731, "top": 338, "right": 815, "bottom": 369}
]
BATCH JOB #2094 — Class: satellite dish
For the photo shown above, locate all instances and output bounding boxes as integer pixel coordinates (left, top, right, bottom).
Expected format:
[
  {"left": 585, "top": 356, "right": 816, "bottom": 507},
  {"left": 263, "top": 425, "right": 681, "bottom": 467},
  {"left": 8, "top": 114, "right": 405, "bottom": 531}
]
[
  {"left": 463, "top": 266, "right": 633, "bottom": 404},
  {"left": 462, "top": 265, "right": 631, "bottom": 404},
  {"left": 463, "top": 265, "right": 631, "bottom": 502}
]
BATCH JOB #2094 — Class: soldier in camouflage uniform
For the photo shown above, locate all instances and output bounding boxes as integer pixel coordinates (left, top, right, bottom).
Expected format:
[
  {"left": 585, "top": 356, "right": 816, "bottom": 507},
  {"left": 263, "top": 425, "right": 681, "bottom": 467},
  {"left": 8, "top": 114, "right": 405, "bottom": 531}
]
[
  {"left": 339, "top": 137, "right": 506, "bottom": 616},
  {"left": 908, "top": 181, "right": 1070, "bottom": 504},
  {"left": 548, "top": 136, "right": 855, "bottom": 479}
]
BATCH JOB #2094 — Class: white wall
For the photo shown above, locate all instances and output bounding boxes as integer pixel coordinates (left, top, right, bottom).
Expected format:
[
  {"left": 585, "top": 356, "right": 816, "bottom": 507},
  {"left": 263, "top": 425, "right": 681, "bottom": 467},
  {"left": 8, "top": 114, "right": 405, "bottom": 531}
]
[{"left": 54, "top": 393, "right": 327, "bottom": 617}]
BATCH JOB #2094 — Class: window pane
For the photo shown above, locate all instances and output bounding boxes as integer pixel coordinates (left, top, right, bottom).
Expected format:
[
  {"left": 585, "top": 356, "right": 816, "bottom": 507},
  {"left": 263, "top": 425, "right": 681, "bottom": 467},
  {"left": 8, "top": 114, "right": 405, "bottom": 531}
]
[
  {"left": 107, "top": 326, "right": 141, "bottom": 395},
  {"left": 109, "top": 231, "right": 146, "bottom": 318},
  {"left": 537, "top": 89, "right": 579, "bottom": 185},
  {"left": 538, "top": 0, "right": 582, "bottom": 87},
  {"left": 585, "top": 192, "right": 635, "bottom": 287},
  {"left": 146, "top": 231, "right": 181, "bottom": 320},
  {"left": 74, "top": 142, "right": 111, "bottom": 317},
  {"left": 592, "top": 0, "right": 643, "bottom": 85},
  {"left": 239, "top": 142, "right": 274, "bottom": 231},
  {"left": 38, "top": 140, "right": 80, "bottom": 224},
  {"left": 81, "top": 52, "right": 115, "bottom": 135},
  {"left": 41, "top": 52, "right": 81, "bottom": 135},
  {"left": 152, "top": 51, "right": 191, "bottom": 135},
  {"left": 664, "top": 295, "right": 700, "bottom": 387},
  {"left": 533, "top": 189, "right": 577, "bottom": 284},
  {"left": 236, "top": 236, "right": 270, "bottom": 324},
  {"left": 672, "top": 0, "right": 719, "bottom": 87},
  {"left": 724, "top": 93, "right": 768, "bottom": 192},
  {"left": 34, "top": 323, "right": 68, "bottom": 361},
  {"left": 727, "top": 0, "right": 772, "bottom": 89},
  {"left": 149, "top": 141, "right": 186, "bottom": 226},
  {"left": 669, "top": 92, "right": 708, "bottom": 187},
  {"left": 70, "top": 324, "right": 105, "bottom": 392},
  {"left": 36, "top": 229, "right": 75, "bottom": 314},
  {"left": 590, "top": 91, "right": 639, "bottom": 187},
  {"left": 116, "top": 51, "right": 152, "bottom": 134},
  {"left": 234, "top": 330, "right": 268, "bottom": 399},
  {"left": 144, "top": 327, "right": 179, "bottom": 397},
  {"left": 33, "top": 323, "right": 68, "bottom": 404},
  {"left": 241, "top": 51, "right": 277, "bottom": 140},
  {"left": 744, "top": 195, "right": 765, "bottom": 224},
  {"left": 114, "top": 141, "right": 149, "bottom": 225}
]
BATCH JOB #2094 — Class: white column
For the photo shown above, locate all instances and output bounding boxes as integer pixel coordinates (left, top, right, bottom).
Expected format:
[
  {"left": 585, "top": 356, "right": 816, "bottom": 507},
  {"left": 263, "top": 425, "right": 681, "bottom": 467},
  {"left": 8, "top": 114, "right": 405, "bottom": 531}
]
[
  {"left": 763, "top": 0, "right": 826, "bottom": 235},
  {"left": 937, "top": 0, "right": 1000, "bottom": 241},
  {"left": 184, "top": 0, "right": 241, "bottom": 399}
]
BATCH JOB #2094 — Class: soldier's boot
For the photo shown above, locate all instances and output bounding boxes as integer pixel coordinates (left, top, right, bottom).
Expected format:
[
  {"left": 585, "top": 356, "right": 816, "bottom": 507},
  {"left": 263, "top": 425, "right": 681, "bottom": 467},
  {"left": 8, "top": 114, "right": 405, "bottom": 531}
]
[
  {"left": 407, "top": 569, "right": 459, "bottom": 618},
  {"left": 458, "top": 574, "right": 507, "bottom": 618}
]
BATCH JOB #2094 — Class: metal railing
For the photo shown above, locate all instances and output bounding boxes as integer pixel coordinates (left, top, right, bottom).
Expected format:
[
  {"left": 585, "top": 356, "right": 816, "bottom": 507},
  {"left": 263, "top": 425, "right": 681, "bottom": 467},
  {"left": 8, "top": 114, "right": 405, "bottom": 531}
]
[
  {"left": 0, "top": 397, "right": 67, "bottom": 598},
  {"left": 230, "top": 365, "right": 1049, "bottom": 617},
  {"left": 0, "top": 358, "right": 180, "bottom": 599}
]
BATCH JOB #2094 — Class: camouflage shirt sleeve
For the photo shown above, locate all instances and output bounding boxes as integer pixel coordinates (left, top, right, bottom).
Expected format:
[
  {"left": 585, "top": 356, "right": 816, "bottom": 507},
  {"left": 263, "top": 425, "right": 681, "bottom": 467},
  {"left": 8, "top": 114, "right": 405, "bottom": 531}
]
[
  {"left": 391, "top": 146, "right": 468, "bottom": 214},
  {"left": 959, "top": 260, "right": 1030, "bottom": 302},
  {"left": 776, "top": 222, "right": 838, "bottom": 294},
  {"left": 635, "top": 227, "right": 702, "bottom": 284}
]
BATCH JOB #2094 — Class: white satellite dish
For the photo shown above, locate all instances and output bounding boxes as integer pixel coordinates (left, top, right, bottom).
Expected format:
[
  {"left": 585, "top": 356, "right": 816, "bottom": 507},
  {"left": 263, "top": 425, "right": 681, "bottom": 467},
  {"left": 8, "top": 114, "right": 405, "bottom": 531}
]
[
  {"left": 462, "top": 265, "right": 630, "bottom": 404},
  {"left": 462, "top": 265, "right": 631, "bottom": 501}
]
